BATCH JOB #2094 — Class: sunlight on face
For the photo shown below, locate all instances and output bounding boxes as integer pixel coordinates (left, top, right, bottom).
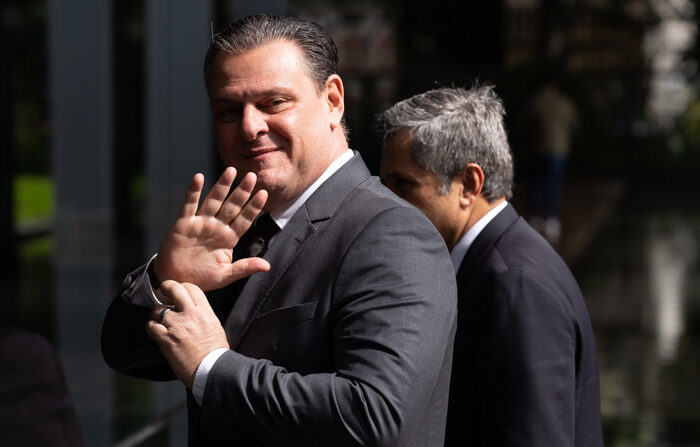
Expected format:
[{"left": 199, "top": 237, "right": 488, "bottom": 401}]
[{"left": 208, "top": 40, "right": 340, "bottom": 211}]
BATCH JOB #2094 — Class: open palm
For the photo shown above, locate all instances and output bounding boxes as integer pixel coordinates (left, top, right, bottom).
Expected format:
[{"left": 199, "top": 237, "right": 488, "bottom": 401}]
[{"left": 154, "top": 167, "right": 270, "bottom": 292}]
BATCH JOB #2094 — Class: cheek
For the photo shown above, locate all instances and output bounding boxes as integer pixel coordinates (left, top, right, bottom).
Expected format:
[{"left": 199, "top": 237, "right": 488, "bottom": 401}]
[
  {"left": 215, "top": 126, "right": 246, "bottom": 165},
  {"left": 214, "top": 126, "right": 233, "bottom": 149},
  {"left": 408, "top": 193, "right": 432, "bottom": 212},
  {"left": 288, "top": 103, "right": 330, "bottom": 144},
  {"left": 217, "top": 142, "right": 236, "bottom": 166},
  {"left": 421, "top": 197, "right": 454, "bottom": 228},
  {"left": 401, "top": 191, "right": 437, "bottom": 220}
]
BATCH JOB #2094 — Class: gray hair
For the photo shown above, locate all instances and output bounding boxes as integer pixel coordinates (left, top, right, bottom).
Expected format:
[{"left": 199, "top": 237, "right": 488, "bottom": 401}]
[
  {"left": 377, "top": 85, "right": 513, "bottom": 201},
  {"left": 203, "top": 14, "right": 338, "bottom": 92}
]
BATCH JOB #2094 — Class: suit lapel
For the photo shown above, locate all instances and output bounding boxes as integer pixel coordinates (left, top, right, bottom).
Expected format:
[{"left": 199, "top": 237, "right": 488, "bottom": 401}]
[
  {"left": 456, "top": 203, "right": 520, "bottom": 287},
  {"left": 224, "top": 213, "right": 315, "bottom": 349},
  {"left": 302, "top": 152, "right": 372, "bottom": 222},
  {"left": 224, "top": 152, "right": 372, "bottom": 349}
]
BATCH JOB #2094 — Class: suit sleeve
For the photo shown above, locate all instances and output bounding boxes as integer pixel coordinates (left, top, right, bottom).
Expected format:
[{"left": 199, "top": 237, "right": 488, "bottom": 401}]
[
  {"left": 199, "top": 206, "right": 458, "bottom": 446},
  {"left": 101, "top": 262, "right": 176, "bottom": 381},
  {"left": 476, "top": 270, "right": 578, "bottom": 446}
]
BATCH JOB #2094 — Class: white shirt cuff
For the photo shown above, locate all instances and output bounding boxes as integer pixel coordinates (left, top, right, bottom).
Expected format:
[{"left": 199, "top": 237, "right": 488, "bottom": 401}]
[
  {"left": 143, "top": 253, "right": 163, "bottom": 305},
  {"left": 192, "top": 348, "right": 228, "bottom": 406}
]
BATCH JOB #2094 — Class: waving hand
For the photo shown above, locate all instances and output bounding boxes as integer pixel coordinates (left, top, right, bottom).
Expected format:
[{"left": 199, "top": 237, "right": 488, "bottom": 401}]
[{"left": 153, "top": 167, "right": 270, "bottom": 292}]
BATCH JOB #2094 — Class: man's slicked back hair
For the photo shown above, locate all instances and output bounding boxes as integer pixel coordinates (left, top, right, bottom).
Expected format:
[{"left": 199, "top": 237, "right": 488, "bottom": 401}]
[
  {"left": 377, "top": 85, "right": 514, "bottom": 201},
  {"left": 203, "top": 14, "right": 338, "bottom": 92}
]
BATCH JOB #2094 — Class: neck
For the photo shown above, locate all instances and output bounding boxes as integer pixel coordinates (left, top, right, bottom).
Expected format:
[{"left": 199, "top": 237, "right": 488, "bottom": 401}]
[
  {"left": 449, "top": 196, "right": 505, "bottom": 250},
  {"left": 467, "top": 197, "right": 505, "bottom": 229},
  {"left": 264, "top": 140, "right": 350, "bottom": 214}
]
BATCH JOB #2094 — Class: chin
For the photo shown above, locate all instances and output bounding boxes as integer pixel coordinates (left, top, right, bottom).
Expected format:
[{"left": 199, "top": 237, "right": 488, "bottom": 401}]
[{"left": 254, "top": 172, "right": 286, "bottom": 194}]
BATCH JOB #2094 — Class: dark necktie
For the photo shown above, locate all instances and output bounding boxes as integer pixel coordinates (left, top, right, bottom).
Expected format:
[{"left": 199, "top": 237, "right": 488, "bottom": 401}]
[
  {"left": 212, "top": 213, "right": 280, "bottom": 320},
  {"left": 235, "top": 213, "right": 280, "bottom": 260}
]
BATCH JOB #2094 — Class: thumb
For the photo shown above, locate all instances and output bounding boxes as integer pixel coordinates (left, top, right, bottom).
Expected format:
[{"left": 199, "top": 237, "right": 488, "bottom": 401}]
[
  {"left": 228, "top": 257, "right": 271, "bottom": 282},
  {"left": 159, "top": 280, "right": 195, "bottom": 311}
]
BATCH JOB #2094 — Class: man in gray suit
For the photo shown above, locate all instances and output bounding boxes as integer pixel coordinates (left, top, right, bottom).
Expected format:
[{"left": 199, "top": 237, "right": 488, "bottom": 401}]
[
  {"left": 101, "top": 15, "right": 457, "bottom": 446},
  {"left": 378, "top": 86, "right": 603, "bottom": 446}
]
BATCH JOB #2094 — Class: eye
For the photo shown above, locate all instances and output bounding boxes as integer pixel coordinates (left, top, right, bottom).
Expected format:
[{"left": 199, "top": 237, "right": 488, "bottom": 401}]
[
  {"left": 261, "top": 97, "right": 291, "bottom": 112},
  {"left": 383, "top": 175, "right": 416, "bottom": 196},
  {"left": 394, "top": 180, "right": 412, "bottom": 194},
  {"left": 399, "top": 176, "right": 418, "bottom": 187},
  {"left": 214, "top": 106, "right": 241, "bottom": 123}
]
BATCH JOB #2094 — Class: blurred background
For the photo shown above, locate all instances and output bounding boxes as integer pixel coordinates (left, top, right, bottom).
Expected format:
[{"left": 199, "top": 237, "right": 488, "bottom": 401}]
[{"left": 1, "top": 0, "right": 699, "bottom": 445}]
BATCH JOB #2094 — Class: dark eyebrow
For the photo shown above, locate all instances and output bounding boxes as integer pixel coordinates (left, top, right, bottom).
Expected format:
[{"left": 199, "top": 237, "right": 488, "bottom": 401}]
[
  {"left": 210, "top": 97, "right": 241, "bottom": 107},
  {"left": 211, "top": 88, "right": 296, "bottom": 106}
]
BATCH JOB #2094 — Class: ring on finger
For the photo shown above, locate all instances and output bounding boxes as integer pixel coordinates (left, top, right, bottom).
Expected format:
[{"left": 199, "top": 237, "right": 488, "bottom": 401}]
[{"left": 159, "top": 307, "right": 171, "bottom": 324}]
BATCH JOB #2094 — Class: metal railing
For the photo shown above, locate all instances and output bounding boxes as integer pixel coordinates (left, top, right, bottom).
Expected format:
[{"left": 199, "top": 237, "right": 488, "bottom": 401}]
[{"left": 112, "top": 401, "right": 187, "bottom": 447}]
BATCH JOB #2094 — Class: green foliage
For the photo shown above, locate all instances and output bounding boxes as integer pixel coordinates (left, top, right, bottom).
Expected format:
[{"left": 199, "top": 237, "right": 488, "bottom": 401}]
[{"left": 14, "top": 174, "right": 53, "bottom": 221}]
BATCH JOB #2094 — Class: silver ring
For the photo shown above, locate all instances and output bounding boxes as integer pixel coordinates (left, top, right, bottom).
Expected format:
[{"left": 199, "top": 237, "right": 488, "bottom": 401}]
[{"left": 159, "top": 307, "right": 171, "bottom": 324}]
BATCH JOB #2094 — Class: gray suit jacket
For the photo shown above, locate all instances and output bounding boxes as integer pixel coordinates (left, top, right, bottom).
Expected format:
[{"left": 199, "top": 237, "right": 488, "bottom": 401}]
[{"left": 102, "top": 154, "right": 458, "bottom": 446}]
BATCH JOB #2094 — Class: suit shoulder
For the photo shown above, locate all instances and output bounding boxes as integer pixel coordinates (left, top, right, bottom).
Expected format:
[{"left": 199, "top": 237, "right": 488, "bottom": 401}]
[
  {"left": 488, "top": 219, "right": 576, "bottom": 285},
  {"left": 468, "top": 221, "right": 584, "bottom": 319},
  {"left": 329, "top": 175, "right": 451, "bottom": 267},
  {"left": 332, "top": 178, "right": 457, "bottom": 312},
  {"left": 340, "top": 175, "right": 433, "bottom": 223}
]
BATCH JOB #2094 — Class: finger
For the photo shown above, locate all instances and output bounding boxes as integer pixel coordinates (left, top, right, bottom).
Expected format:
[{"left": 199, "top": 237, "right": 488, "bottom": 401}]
[
  {"left": 215, "top": 172, "right": 257, "bottom": 224},
  {"left": 230, "top": 189, "right": 268, "bottom": 235},
  {"left": 179, "top": 173, "right": 205, "bottom": 218},
  {"left": 197, "top": 167, "right": 237, "bottom": 216},
  {"left": 181, "top": 282, "right": 208, "bottom": 307},
  {"left": 154, "top": 287, "right": 173, "bottom": 307},
  {"left": 159, "top": 280, "right": 197, "bottom": 312},
  {"left": 151, "top": 306, "right": 163, "bottom": 322},
  {"left": 145, "top": 320, "right": 168, "bottom": 341},
  {"left": 227, "top": 257, "right": 271, "bottom": 281},
  {"left": 151, "top": 306, "right": 174, "bottom": 325}
]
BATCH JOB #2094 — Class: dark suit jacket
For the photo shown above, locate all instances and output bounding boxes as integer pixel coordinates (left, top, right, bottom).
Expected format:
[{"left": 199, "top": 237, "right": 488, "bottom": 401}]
[
  {"left": 445, "top": 203, "right": 604, "bottom": 446},
  {"left": 102, "top": 154, "right": 458, "bottom": 447},
  {"left": 0, "top": 328, "right": 85, "bottom": 447}
]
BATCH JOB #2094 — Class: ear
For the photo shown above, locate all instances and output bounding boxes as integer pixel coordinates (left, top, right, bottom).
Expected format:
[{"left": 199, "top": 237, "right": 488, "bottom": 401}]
[
  {"left": 458, "top": 163, "right": 485, "bottom": 209},
  {"left": 325, "top": 74, "right": 345, "bottom": 130}
]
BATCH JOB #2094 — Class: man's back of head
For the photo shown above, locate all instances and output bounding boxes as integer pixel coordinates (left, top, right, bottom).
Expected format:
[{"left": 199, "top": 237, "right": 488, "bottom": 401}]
[
  {"left": 377, "top": 85, "right": 513, "bottom": 248},
  {"left": 377, "top": 85, "right": 514, "bottom": 201}
]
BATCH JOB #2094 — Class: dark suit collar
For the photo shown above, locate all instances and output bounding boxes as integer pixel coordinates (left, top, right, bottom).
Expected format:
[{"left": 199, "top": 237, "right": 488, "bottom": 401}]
[
  {"left": 225, "top": 152, "right": 371, "bottom": 348},
  {"left": 455, "top": 202, "right": 519, "bottom": 285},
  {"left": 302, "top": 151, "right": 371, "bottom": 223}
]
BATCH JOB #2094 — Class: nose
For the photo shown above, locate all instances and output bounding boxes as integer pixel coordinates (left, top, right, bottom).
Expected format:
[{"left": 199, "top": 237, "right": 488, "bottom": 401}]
[{"left": 241, "top": 104, "right": 268, "bottom": 141}]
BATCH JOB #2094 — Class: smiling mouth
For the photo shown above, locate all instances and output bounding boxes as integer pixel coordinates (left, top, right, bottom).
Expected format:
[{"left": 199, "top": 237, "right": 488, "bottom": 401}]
[{"left": 243, "top": 147, "right": 279, "bottom": 159}]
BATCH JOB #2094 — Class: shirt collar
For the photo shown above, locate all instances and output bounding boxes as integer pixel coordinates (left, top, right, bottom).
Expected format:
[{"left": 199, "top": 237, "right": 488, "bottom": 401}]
[
  {"left": 269, "top": 149, "right": 354, "bottom": 229},
  {"left": 450, "top": 200, "right": 508, "bottom": 273}
]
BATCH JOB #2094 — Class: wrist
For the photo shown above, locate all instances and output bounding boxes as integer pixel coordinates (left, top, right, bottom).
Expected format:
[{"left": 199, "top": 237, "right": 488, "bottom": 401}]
[{"left": 148, "top": 258, "right": 163, "bottom": 290}]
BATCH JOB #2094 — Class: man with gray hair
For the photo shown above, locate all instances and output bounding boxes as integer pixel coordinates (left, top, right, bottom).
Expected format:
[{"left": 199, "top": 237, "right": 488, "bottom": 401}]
[
  {"left": 378, "top": 85, "right": 604, "bottom": 446},
  {"left": 102, "top": 14, "right": 456, "bottom": 446}
]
